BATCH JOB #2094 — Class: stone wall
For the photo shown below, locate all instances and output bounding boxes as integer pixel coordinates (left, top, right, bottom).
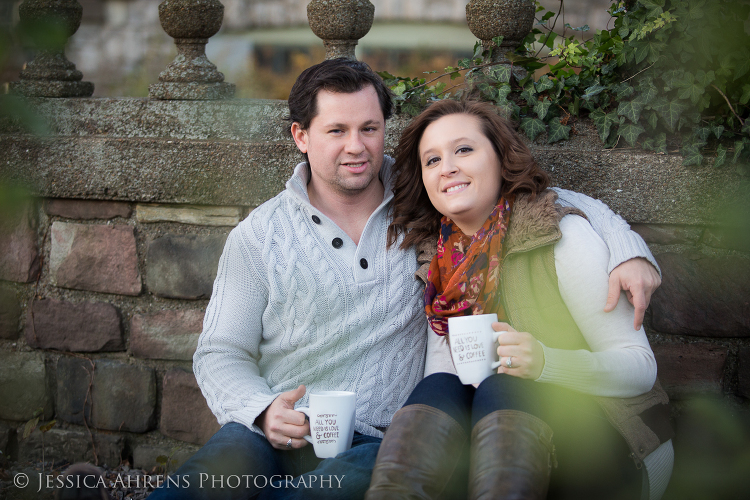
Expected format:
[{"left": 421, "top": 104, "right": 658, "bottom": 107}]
[{"left": 1, "top": 97, "right": 749, "bottom": 479}]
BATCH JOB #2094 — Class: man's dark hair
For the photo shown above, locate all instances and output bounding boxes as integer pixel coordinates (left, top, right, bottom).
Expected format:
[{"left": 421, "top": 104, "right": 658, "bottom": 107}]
[{"left": 287, "top": 58, "right": 394, "bottom": 133}]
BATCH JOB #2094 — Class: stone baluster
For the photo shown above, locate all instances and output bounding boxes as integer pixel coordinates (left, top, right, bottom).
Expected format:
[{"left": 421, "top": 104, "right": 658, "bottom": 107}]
[
  {"left": 465, "top": 0, "right": 535, "bottom": 70},
  {"left": 149, "top": 0, "right": 235, "bottom": 100},
  {"left": 307, "top": 0, "right": 374, "bottom": 60},
  {"left": 10, "top": 0, "right": 94, "bottom": 98}
]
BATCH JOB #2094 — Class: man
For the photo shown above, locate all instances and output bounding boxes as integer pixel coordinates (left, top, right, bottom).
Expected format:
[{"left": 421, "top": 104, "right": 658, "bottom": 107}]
[{"left": 149, "top": 58, "right": 660, "bottom": 499}]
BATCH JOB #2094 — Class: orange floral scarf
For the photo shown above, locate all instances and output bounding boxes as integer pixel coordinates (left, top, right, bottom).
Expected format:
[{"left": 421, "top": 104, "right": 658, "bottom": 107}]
[{"left": 424, "top": 198, "right": 512, "bottom": 336}]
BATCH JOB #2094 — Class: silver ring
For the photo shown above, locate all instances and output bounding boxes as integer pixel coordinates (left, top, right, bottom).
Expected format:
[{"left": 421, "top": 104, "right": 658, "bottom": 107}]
[
  {"left": 506, "top": 356, "right": 513, "bottom": 369},
  {"left": 286, "top": 438, "right": 293, "bottom": 449}
]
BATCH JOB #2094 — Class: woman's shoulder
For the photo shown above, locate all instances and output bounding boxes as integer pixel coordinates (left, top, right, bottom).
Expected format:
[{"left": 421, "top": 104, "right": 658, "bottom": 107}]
[{"left": 554, "top": 214, "right": 609, "bottom": 282}]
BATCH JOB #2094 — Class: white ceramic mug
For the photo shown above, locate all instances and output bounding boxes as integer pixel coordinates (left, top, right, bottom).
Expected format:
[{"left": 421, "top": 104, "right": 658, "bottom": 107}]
[
  {"left": 297, "top": 391, "right": 356, "bottom": 458},
  {"left": 448, "top": 313, "right": 504, "bottom": 385}
]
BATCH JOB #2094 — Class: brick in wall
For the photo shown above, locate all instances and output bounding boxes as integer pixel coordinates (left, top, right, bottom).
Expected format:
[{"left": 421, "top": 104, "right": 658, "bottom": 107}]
[
  {"left": 46, "top": 199, "right": 132, "bottom": 220},
  {"left": 56, "top": 356, "right": 94, "bottom": 426},
  {"left": 0, "top": 351, "right": 52, "bottom": 421},
  {"left": 136, "top": 204, "right": 242, "bottom": 226},
  {"left": 739, "top": 346, "right": 750, "bottom": 400},
  {"left": 630, "top": 223, "right": 703, "bottom": 245},
  {"left": 146, "top": 234, "right": 227, "bottom": 299},
  {"left": 0, "top": 204, "right": 40, "bottom": 283},
  {"left": 91, "top": 359, "right": 156, "bottom": 433},
  {"left": 50, "top": 221, "right": 142, "bottom": 295},
  {"left": 160, "top": 369, "right": 220, "bottom": 445},
  {"left": 130, "top": 309, "right": 204, "bottom": 360},
  {"left": 16, "top": 426, "right": 124, "bottom": 467},
  {"left": 55, "top": 357, "right": 156, "bottom": 433},
  {"left": 702, "top": 225, "right": 750, "bottom": 252},
  {"left": 653, "top": 342, "right": 727, "bottom": 399},
  {"left": 0, "top": 284, "right": 20, "bottom": 339},
  {"left": 651, "top": 253, "right": 750, "bottom": 337},
  {"left": 25, "top": 298, "right": 124, "bottom": 352}
]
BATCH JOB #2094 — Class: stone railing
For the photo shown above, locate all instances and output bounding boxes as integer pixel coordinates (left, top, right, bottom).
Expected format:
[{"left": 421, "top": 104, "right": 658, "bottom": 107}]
[{"left": 1, "top": 0, "right": 748, "bottom": 494}]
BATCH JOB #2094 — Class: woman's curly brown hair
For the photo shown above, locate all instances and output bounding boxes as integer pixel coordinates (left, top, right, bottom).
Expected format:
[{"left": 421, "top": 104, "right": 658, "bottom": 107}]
[{"left": 387, "top": 100, "right": 550, "bottom": 250}]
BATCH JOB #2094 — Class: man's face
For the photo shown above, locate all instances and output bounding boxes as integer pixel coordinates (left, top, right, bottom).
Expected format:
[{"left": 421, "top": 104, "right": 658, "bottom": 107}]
[{"left": 291, "top": 85, "right": 385, "bottom": 199}]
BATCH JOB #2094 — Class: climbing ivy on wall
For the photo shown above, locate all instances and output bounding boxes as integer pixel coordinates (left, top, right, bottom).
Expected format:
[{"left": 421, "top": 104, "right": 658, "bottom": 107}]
[{"left": 378, "top": 0, "right": 750, "bottom": 167}]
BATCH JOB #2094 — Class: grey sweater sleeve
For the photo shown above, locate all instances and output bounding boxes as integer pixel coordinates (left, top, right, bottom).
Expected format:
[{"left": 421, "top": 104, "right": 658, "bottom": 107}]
[
  {"left": 193, "top": 227, "right": 279, "bottom": 434},
  {"left": 551, "top": 187, "right": 660, "bottom": 276}
]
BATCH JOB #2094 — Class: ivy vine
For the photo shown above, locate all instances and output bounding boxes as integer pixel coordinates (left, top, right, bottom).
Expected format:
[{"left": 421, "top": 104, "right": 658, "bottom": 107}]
[{"left": 378, "top": 0, "right": 750, "bottom": 167}]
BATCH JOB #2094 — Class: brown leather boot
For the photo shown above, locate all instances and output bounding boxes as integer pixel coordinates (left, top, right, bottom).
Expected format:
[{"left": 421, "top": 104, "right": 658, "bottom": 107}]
[
  {"left": 468, "top": 410, "right": 556, "bottom": 500},
  {"left": 366, "top": 404, "right": 468, "bottom": 500}
]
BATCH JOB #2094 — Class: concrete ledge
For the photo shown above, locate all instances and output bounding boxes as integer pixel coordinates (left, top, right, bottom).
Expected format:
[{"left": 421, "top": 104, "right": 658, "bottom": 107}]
[{"left": 1, "top": 97, "right": 748, "bottom": 225}]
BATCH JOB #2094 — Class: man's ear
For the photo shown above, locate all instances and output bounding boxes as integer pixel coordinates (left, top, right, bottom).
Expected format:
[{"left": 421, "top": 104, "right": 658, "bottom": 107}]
[{"left": 291, "top": 122, "right": 308, "bottom": 154}]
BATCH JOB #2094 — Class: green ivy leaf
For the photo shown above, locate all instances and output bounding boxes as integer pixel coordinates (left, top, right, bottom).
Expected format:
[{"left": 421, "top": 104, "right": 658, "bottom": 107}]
[
  {"left": 402, "top": 103, "right": 421, "bottom": 117},
  {"left": 653, "top": 98, "right": 689, "bottom": 132},
  {"left": 591, "top": 109, "right": 619, "bottom": 142},
  {"left": 582, "top": 84, "right": 607, "bottom": 100},
  {"left": 618, "top": 98, "right": 646, "bottom": 124},
  {"left": 681, "top": 145, "right": 703, "bottom": 166},
  {"left": 547, "top": 119, "right": 571, "bottom": 143},
  {"left": 646, "top": 110, "right": 659, "bottom": 130},
  {"left": 715, "top": 144, "right": 727, "bottom": 168},
  {"left": 695, "top": 126, "right": 712, "bottom": 142},
  {"left": 536, "top": 76, "right": 555, "bottom": 93},
  {"left": 654, "top": 133, "right": 668, "bottom": 154},
  {"left": 734, "top": 59, "right": 750, "bottom": 81},
  {"left": 488, "top": 65, "right": 511, "bottom": 83},
  {"left": 619, "top": 122, "right": 646, "bottom": 146},
  {"left": 734, "top": 139, "right": 747, "bottom": 162},
  {"left": 612, "top": 83, "right": 635, "bottom": 100},
  {"left": 534, "top": 98, "right": 553, "bottom": 120},
  {"left": 392, "top": 82, "right": 407, "bottom": 96},
  {"left": 711, "top": 124, "right": 725, "bottom": 139},
  {"left": 675, "top": 75, "right": 705, "bottom": 104},
  {"left": 520, "top": 117, "right": 547, "bottom": 141},
  {"left": 740, "top": 84, "right": 750, "bottom": 105}
]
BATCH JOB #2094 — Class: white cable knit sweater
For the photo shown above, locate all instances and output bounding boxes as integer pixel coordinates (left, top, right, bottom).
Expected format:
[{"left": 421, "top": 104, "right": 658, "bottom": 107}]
[{"left": 194, "top": 157, "right": 659, "bottom": 439}]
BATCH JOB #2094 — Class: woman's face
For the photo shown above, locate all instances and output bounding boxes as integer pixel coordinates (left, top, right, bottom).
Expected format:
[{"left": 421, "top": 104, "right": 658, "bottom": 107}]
[{"left": 419, "top": 113, "right": 503, "bottom": 235}]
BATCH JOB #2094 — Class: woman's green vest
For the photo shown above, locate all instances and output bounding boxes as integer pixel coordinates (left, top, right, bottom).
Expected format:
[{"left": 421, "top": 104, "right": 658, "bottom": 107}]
[{"left": 416, "top": 190, "right": 672, "bottom": 465}]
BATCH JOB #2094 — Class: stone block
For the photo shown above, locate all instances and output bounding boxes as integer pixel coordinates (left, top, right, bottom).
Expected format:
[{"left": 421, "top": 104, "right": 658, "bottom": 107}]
[
  {"left": 0, "top": 422, "right": 12, "bottom": 465},
  {"left": 133, "top": 443, "right": 198, "bottom": 472},
  {"left": 46, "top": 199, "right": 132, "bottom": 220},
  {"left": 56, "top": 356, "right": 94, "bottom": 426},
  {"left": 25, "top": 298, "right": 124, "bottom": 352},
  {"left": 55, "top": 357, "right": 156, "bottom": 433},
  {"left": 0, "top": 203, "right": 40, "bottom": 283},
  {"left": 130, "top": 309, "right": 204, "bottom": 360},
  {"left": 160, "top": 369, "right": 220, "bottom": 445},
  {"left": 651, "top": 253, "right": 750, "bottom": 337},
  {"left": 50, "top": 221, "right": 142, "bottom": 295},
  {"left": 701, "top": 221, "right": 750, "bottom": 252},
  {"left": 0, "top": 351, "right": 52, "bottom": 421},
  {"left": 90, "top": 360, "right": 156, "bottom": 433},
  {"left": 652, "top": 342, "right": 727, "bottom": 399},
  {"left": 0, "top": 284, "right": 21, "bottom": 339},
  {"left": 16, "top": 426, "right": 124, "bottom": 467},
  {"left": 738, "top": 346, "right": 750, "bottom": 400},
  {"left": 146, "top": 234, "right": 227, "bottom": 299},
  {"left": 136, "top": 204, "right": 242, "bottom": 226},
  {"left": 630, "top": 223, "right": 703, "bottom": 245}
]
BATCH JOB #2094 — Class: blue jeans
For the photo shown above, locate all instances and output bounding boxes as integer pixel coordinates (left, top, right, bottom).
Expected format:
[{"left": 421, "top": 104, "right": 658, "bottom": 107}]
[{"left": 148, "top": 423, "right": 381, "bottom": 500}]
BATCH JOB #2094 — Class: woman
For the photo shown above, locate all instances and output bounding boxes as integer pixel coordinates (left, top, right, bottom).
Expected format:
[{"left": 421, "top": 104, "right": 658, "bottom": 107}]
[{"left": 365, "top": 100, "right": 673, "bottom": 500}]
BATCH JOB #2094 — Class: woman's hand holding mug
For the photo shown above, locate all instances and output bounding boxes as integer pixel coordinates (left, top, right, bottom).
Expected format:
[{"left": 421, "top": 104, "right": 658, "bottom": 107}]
[{"left": 493, "top": 322, "right": 545, "bottom": 380}]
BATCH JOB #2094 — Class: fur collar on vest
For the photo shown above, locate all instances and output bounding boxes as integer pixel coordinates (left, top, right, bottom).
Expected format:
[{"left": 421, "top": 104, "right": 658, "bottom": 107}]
[{"left": 414, "top": 189, "right": 585, "bottom": 284}]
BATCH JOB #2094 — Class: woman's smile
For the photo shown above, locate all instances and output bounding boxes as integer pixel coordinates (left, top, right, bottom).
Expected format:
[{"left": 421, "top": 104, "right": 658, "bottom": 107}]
[{"left": 419, "top": 113, "right": 503, "bottom": 235}]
